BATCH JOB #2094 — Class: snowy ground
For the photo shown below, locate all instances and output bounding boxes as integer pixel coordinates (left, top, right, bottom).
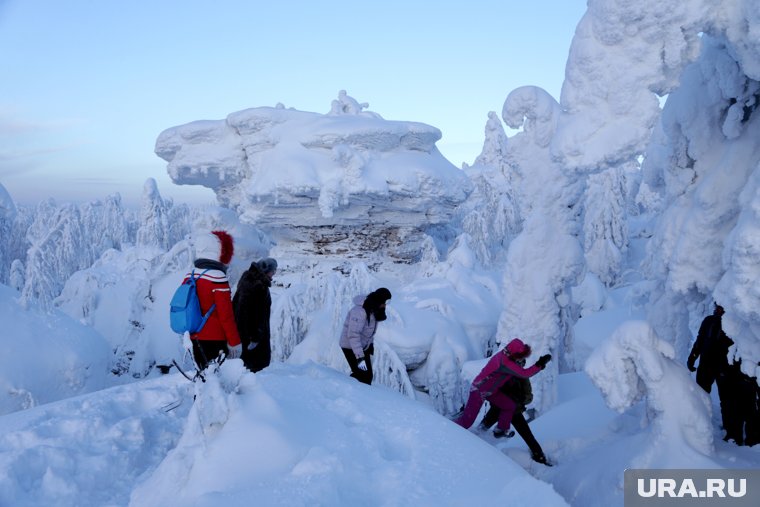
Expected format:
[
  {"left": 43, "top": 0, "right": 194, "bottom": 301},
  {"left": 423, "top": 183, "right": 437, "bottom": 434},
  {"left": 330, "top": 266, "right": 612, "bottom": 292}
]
[
  {"left": 1, "top": 269, "right": 759, "bottom": 507},
  {"left": 0, "top": 361, "right": 568, "bottom": 507},
  {"left": 2, "top": 330, "right": 757, "bottom": 507}
]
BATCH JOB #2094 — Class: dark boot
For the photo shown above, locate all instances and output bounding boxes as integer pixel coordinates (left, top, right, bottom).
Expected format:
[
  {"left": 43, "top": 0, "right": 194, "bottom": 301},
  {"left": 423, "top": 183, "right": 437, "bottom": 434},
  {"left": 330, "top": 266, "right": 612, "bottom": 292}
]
[{"left": 531, "top": 451, "right": 553, "bottom": 466}]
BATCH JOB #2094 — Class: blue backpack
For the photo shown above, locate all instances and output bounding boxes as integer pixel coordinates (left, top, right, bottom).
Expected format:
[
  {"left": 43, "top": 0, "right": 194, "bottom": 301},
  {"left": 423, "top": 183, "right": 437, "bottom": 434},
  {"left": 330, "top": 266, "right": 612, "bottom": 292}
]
[{"left": 169, "top": 269, "right": 216, "bottom": 334}]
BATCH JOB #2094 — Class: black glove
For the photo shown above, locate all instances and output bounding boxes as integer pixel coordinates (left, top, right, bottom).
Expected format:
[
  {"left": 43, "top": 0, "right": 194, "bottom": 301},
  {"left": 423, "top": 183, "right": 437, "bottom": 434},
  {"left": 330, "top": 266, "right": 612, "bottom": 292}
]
[
  {"left": 536, "top": 354, "right": 552, "bottom": 369},
  {"left": 687, "top": 362, "right": 696, "bottom": 372}
]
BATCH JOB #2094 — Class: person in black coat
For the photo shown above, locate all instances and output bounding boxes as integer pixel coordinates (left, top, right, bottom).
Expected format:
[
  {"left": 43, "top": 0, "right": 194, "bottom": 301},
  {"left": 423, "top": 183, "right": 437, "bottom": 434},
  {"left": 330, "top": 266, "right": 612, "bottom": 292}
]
[
  {"left": 721, "top": 359, "right": 760, "bottom": 446},
  {"left": 687, "top": 303, "right": 738, "bottom": 441},
  {"left": 233, "top": 258, "right": 277, "bottom": 373},
  {"left": 688, "top": 304, "right": 733, "bottom": 394}
]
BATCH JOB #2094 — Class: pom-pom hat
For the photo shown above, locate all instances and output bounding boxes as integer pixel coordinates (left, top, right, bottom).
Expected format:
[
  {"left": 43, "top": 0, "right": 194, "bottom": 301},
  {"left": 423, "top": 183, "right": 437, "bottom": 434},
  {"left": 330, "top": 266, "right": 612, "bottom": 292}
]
[
  {"left": 505, "top": 338, "right": 532, "bottom": 359},
  {"left": 193, "top": 230, "right": 234, "bottom": 264}
]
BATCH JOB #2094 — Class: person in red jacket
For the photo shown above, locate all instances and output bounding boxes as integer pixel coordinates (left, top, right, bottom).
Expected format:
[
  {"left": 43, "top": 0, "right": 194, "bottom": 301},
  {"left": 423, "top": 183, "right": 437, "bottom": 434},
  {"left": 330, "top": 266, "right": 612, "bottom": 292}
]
[
  {"left": 455, "top": 338, "right": 550, "bottom": 435},
  {"left": 187, "top": 230, "right": 242, "bottom": 370}
]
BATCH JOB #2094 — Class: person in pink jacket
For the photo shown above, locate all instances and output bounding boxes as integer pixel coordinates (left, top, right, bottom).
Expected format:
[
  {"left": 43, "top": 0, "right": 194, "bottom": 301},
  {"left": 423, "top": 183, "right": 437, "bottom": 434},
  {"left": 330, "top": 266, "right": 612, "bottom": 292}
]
[{"left": 455, "top": 338, "right": 551, "bottom": 434}]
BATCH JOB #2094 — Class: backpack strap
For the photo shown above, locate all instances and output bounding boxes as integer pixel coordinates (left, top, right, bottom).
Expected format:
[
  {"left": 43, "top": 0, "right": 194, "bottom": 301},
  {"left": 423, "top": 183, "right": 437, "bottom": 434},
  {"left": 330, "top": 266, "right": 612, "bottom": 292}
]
[{"left": 189, "top": 269, "right": 217, "bottom": 331}]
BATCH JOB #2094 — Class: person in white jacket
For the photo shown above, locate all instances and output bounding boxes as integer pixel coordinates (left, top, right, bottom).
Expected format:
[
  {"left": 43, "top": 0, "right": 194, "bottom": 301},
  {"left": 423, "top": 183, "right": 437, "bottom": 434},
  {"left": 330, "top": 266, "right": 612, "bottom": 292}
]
[{"left": 339, "top": 288, "right": 392, "bottom": 384}]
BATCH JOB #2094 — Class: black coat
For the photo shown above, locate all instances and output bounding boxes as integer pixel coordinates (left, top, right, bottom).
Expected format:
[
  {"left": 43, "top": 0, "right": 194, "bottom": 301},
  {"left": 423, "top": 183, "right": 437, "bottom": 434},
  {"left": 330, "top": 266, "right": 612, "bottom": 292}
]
[
  {"left": 688, "top": 314, "right": 733, "bottom": 391},
  {"left": 232, "top": 263, "right": 272, "bottom": 350}
]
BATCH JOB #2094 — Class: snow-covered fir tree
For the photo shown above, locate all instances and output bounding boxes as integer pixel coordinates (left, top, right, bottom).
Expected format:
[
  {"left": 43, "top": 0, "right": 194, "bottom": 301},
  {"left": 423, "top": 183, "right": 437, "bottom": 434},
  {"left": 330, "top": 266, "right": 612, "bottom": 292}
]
[
  {"left": 136, "top": 178, "right": 174, "bottom": 250},
  {"left": 21, "top": 203, "right": 91, "bottom": 306},
  {"left": 642, "top": 36, "right": 760, "bottom": 365},
  {"left": 582, "top": 166, "right": 630, "bottom": 287},
  {"left": 81, "top": 193, "right": 134, "bottom": 253},
  {"left": 459, "top": 111, "right": 521, "bottom": 266},
  {"left": 0, "top": 183, "right": 16, "bottom": 284},
  {"left": 9, "top": 259, "right": 24, "bottom": 292}
]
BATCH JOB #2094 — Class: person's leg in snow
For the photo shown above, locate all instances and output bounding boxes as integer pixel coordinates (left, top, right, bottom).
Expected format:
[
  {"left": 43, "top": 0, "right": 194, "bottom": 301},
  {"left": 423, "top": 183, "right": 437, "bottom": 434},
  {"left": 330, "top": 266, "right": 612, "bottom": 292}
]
[
  {"left": 479, "top": 403, "right": 499, "bottom": 430},
  {"left": 455, "top": 389, "right": 487, "bottom": 429},
  {"left": 192, "top": 339, "right": 227, "bottom": 371},
  {"left": 487, "top": 391, "right": 518, "bottom": 434},
  {"left": 509, "top": 411, "right": 552, "bottom": 465},
  {"left": 341, "top": 347, "right": 373, "bottom": 384}
]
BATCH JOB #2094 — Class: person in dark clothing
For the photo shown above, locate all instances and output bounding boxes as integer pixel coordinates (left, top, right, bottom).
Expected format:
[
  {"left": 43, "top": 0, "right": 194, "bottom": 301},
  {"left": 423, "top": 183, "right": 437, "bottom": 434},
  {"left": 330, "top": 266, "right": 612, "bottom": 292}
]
[
  {"left": 232, "top": 257, "right": 277, "bottom": 373},
  {"left": 479, "top": 359, "right": 552, "bottom": 466},
  {"left": 746, "top": 370, "right": 760, "bottom": 447},
  {"left": 687, "top": 304, "right": 733, "bottom": 393},
  {"left": 721, "top": 359, "right": 760, "bottom": 446},
  {"left": 339, "top": 288, "right": 392, "bottom": 385},
  {"left": 687, "top": 303, "right": 737, "bottom": 442}
]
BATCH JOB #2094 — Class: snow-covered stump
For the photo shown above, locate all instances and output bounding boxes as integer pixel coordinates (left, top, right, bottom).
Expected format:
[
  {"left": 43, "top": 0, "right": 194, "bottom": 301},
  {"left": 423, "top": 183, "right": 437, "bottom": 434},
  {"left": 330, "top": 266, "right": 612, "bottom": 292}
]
[{"left": 585, "top": 320, "right": 714, "bottom": 466}]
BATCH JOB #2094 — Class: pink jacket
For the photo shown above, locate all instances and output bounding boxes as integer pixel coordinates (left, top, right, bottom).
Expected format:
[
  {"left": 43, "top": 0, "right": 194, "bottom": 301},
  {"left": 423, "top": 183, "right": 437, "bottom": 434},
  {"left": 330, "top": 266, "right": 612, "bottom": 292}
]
[{"left": 471, "top": 338, "right": 542, "bottom": 397}]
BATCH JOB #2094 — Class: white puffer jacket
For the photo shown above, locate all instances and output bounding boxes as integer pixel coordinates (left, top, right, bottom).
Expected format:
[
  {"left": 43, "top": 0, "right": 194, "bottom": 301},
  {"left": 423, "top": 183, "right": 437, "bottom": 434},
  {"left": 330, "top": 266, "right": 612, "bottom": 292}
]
[{"left": 338, "top": 294, "right": 378, "bottom": 359}]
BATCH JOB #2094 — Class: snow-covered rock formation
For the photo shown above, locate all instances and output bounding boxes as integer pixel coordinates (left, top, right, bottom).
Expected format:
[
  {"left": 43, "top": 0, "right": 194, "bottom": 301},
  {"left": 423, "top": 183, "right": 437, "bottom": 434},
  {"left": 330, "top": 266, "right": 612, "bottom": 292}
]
[{"left": 155, "top": 91, "right": 471, "bottom": 261}]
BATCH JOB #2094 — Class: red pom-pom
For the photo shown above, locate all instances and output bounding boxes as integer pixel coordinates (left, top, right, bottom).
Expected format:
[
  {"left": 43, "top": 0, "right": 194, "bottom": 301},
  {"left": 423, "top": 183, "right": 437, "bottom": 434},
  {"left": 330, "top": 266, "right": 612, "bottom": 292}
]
[{"left": 212, "top": 230, "right": 234, "bottom": 265}]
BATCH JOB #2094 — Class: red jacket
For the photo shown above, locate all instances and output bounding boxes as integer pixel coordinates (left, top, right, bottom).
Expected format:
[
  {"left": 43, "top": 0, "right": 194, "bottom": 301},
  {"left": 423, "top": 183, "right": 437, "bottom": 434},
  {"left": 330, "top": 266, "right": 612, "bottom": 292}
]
[{"left": 186, "top": 268, "right": 241, "bottom": 347}]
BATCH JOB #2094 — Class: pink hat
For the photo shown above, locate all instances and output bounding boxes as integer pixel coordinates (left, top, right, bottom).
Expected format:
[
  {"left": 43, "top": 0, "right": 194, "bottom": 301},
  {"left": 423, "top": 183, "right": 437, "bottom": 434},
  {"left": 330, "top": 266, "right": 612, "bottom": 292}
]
[{"left": 506, "top": 338, "right": 532, "bottom": 359}]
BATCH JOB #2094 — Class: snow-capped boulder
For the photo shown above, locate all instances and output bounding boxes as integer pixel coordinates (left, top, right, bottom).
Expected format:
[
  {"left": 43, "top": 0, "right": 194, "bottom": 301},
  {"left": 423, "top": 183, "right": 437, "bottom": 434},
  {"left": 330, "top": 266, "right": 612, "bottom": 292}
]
[{"left": 155, "top": 91, "right": 471, "bottom": 260}]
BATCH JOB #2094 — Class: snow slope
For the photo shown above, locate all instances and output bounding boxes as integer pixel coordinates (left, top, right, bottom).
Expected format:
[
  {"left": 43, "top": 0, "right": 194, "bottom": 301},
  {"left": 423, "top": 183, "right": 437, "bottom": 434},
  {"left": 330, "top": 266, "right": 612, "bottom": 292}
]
[{"left": 0, "top": 360, "right": 568, "bottom": 507}]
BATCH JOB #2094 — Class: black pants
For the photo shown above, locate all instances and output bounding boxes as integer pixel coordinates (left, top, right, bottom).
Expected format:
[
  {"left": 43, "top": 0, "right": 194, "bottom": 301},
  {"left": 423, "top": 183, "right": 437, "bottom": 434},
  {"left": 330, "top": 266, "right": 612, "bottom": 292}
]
[
  {"left": 481, "top": 405, "right": 544, "bottom": 457},
  {"left": 746, "top": 386, "right": 760, "bottom": 447},
  {"left": 720, "top": 372, "right": 760, "bottom": 446},
  {"left": 243, "top": 339, "right": 271, "bottom": 373},
  {"left": 192, "top": 339, "right": 227, "bottom": 371},
  {"left": 341, "top": 346, "right": 373, "bottom": 385}
]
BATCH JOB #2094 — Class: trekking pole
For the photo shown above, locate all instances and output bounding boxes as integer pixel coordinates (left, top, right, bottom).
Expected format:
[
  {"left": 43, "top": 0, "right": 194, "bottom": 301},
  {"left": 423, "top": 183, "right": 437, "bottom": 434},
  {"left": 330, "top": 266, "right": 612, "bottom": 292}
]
[{"left": 172, "top": 359, "right": 204, "bottom": 383}]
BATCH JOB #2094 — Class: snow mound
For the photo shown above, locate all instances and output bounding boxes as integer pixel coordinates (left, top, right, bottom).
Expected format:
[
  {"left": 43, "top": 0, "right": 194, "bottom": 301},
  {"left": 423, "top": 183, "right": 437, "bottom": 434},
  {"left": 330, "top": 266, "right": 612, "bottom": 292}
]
[{"left": 0, "top": 284, "right": 110, "bottom": 416}]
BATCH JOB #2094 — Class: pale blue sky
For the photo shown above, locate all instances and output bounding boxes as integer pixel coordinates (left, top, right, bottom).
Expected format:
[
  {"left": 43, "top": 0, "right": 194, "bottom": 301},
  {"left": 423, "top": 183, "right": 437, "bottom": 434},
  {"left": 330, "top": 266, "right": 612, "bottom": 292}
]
[{"left": 0, "top": 0, "right": 586, "bottom": 207}]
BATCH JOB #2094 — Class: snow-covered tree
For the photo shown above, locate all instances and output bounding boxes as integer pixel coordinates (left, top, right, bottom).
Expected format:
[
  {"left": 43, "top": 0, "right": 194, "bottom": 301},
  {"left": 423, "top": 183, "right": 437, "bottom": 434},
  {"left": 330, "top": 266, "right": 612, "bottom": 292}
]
[
  {"left": 472, "top": 111, "right": 510, "bottom": 170},
  {"left": 582, "top": 166, "right": 629, "bottom": 287},
  {"left": 0, "top": 183, "right": 17, "bottom": 284},
  {"left": 586, "top": 321, "right": 714, "bottom": 464},
  {"left": 642, "top": 36, "right": 760, "bottom": 366},
  {"left": 552, "top": 0, "right": 714, "bottom": 173},
  {"left": 136, "top": 178, "right": 173, "bottom": 250},
  {"left": 81, "top": 193, "right": 133, "bottom": 254},
  {"left": 9, "top": 259, "right": 24, "bottom": 292},
  {"left": 459, "top": 112, "right": 521, "bottom": 266},
  {"left": 21, "top": 203, "right": 92, "bottom": 306},
  {"left": 496, "top": 86, "right": 585, "bottom": 412},
  {"left": 25, "top": 198, "right": 59, "bottom": 246}
]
